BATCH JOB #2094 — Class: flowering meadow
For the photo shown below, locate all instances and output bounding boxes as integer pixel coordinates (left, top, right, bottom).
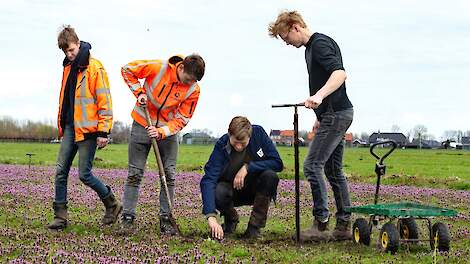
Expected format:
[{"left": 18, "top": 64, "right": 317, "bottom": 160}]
[{"left": 1, "top": 164, "right": 469, "bottom": 263}]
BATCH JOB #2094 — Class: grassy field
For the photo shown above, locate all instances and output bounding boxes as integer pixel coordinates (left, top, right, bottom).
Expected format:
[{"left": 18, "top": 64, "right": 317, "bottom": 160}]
[
  {"left": 1, "top": 142, "right": 469, "bottom": 263},
  {"left": 1, "top": 142, "right": 470, "bottom": 190},
  {"left": 1, "top": 164, "right": 469, "bottom": 263}
]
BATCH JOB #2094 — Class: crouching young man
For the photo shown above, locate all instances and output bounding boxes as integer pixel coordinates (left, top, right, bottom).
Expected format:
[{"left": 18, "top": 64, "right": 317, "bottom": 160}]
[{"left": 200, "top": 116, "right": 283, "bottom": 239}]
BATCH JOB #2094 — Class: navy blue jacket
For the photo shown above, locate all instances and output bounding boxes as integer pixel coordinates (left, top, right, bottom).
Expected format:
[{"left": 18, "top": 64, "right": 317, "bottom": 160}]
[{"left": 200, "top": 125, "right": 283, "bottom": 216}]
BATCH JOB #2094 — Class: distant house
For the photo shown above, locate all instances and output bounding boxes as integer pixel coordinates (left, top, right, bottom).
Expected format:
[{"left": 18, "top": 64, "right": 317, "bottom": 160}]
[
  {"left": 409, "top": 139, "right": 441, "bottom": 149},
  {"left": 462, "top": 137, "right": 470, "bottom": 150},
  {"left": 369, "top": 132, "right": 408, "bottom": 147},
  {"left": 344, "top": 132, "right": 353, "bottom": 147},
  {"left": 280, "top": 130, "right": 294, "bottom": 146},
  {"left": 182, "top": 132, "right": 215, "bottom": 145},
  {"left": 271, "top": 129, "right": 309, "bottom": 146},
  {"left": 270, "top": 130, "right": 281, "bottom": 145},
  {"left": 353, "top": 139, "right": 368, "bottom": 147},
  {"left": 462, "top": 137, "right": 470, "bottom": 144}
]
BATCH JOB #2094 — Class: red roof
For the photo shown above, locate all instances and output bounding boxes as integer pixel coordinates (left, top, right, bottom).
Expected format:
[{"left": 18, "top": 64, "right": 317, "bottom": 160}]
[
  {"left": 344, "top": 132, "right": 353, "bottom": 141},
  {"left": 280, "top": 130, "right": 294, "bottom": 137}
]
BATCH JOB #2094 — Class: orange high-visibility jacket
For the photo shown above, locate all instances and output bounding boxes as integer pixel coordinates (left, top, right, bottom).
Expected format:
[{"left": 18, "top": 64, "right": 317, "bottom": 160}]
[
  {"left": 121, "top": 55, "right": 200, "bottom": 139},
  {"left": 57, "top": 57, "right": 113, "bottom": 142}
]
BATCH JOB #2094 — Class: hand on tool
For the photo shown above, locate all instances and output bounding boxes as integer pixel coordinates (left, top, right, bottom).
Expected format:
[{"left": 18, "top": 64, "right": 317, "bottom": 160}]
[
  {"left": 233, "top": 164, "right": 248, "bottom": 190},
  {"left": 146, "top": 125, "right": 161, "bottom": 139},
  {"left": 97, "top": 137, "right": 109, "bottom": 149},
  {"left": 208, "top": 216, "right": 224, "bottom": 240},
  {"left": 137, "top": 93, "right": 148, "bottom": 105},
  {"left": 305, "top": 93, "right": 323, "bottom": 109}
]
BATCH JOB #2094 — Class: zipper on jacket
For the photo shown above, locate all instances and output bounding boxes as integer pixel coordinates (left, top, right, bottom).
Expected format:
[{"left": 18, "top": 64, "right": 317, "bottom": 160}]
[
  {"left": 189, "top": 101, "right": 194, "bottom": 115},
  {"left": 157, "top": 84, "right": 166, "bottom": 97},
  {"left": 156, "top": 82, "right": 175, "bottom": 126}
]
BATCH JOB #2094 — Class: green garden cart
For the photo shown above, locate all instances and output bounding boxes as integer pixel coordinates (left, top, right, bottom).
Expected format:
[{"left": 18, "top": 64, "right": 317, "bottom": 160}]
[{"left": 345, "top": 140, "right": 458, "bottom": 254}]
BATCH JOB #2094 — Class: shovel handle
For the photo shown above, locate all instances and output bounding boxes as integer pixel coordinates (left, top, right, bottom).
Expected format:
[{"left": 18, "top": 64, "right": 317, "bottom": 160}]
[{"left": 141, "top": 104, "right": 175, "bottom": 213}]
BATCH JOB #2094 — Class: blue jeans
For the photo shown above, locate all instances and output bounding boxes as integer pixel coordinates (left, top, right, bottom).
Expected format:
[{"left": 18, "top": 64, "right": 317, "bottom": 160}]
[
  {"left": 54, "top": 125, "right": 110, "bottom": 203},
  {"left": 122, "top": 121, "right": 178, "bottom": 217},
  {"left": 304, "top": 109, "right": 353, "bottom": 222}
]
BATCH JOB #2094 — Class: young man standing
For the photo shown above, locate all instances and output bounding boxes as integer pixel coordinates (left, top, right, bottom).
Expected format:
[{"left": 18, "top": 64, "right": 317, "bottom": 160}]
[
  {"left": 47, "top": 25, "right": 121, "bottom": 230},
  {"left": 200, "top": 116, "right": 283, "bottom": 240},
  {"left": 120, "top": 54, "right": 205, "bottom": 235},
  {"left": 269, "top": 11, "right": 354, "bottom": 242}
]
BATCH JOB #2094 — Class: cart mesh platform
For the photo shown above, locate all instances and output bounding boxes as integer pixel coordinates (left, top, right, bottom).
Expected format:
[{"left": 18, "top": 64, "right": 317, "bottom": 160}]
[{"left": 346, "top": 202, "right": 458, "bottom": 217}]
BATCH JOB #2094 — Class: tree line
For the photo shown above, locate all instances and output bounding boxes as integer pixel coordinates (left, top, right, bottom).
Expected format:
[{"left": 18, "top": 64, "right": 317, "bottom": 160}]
[
  {"left": 0, "top": 117, "right": 131, "bottom": 143},
  {"left": 2, "top": 116, "right": 469, "bottom": 144}
]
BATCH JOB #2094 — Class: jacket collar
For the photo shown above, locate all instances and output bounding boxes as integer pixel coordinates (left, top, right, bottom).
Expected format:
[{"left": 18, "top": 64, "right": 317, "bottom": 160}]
[
  {"left": 169, "top": 62, "right": 182, "bottom": 83},
  {"left": 168, "top": 55, "right": 184, "bottom": 83},
  {"left": 223, "top": 135, "right": 254, "bottom": 155}
]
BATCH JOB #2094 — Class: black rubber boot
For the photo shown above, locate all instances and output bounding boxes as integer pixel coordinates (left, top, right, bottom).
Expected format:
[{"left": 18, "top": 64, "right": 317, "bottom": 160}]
[
  {"left": 242, "top": 223, "right": 261, "bottom": 239},
  {"left": 242, "top": 194, "right": 270, "bottom": 239},
  {"left": 117, "top": 213, "right": 135, "bottom": 235},
  {"left": 101, "top": 186, "right": 123, "bottom": 225},
  {"left": 221, "top": 207, "right": 239, "bottom": 235},
  {"left": 46, "top": 202, "right": 68, "bottom": 230},
  {"left": 160, "top": 215, "right": 178, "bottom": 236}
]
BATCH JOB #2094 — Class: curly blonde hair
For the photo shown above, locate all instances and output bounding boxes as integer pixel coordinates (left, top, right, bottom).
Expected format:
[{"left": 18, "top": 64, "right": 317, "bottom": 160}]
[{"left": 268, "top": 10, "right": 307, "bottom": 38}]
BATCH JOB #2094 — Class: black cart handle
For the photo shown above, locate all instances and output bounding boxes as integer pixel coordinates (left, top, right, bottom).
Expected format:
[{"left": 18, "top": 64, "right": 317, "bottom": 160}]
[{"left": 370, "top": 140, "right": 398, "bottom": 164}]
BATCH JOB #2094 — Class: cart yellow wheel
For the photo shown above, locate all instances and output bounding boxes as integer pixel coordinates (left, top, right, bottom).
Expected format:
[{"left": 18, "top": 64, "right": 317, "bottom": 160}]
[
  {"left": 381, "top": 232, "right": 389, "bottom": 248},
  {"left": 379, "top": 222, "right": 399, "bottom": 254},
  {"left": 430, "top": 222, "right": 450, "bottom": 252},
  {"left": 352, "top": 218, "right": 370, "bottom": 245},
  {"left": 398, "top": 218, "right": 419, "bottom": 241}
]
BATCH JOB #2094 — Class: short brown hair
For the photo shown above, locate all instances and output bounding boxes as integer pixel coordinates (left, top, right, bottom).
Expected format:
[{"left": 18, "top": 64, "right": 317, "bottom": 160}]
[
  {"left": 268, "top": 10, "right": 307, "bottom": 38},
  {"left": 228, "top": 116, "right": 252, "bottom": 140},
  {"left": 183, "top": 54, "right": 205, "bottom": 81},
  {"left": 58, "top": 25, "right": 79, "bottom": 50}
]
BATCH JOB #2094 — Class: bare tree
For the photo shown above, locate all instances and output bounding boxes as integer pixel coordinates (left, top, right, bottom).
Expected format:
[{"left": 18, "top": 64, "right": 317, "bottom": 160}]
[
  {"left": 360, "top": 132, "right": 369, "bottom": 142},
  {"left": 110, "top": 121, "right": 130, "bottom": 143},
  {"left": 442, "top": 130, "right": 459, "bottom": 141},
  {"left": 412, "top": 125, "right": 428, "bottom": 149},
  {"left": 391, "top": 124, "right": 401, "bottom": 133},
  {"left": 0, "top": 116, "right": 57, "bottom": 141}
]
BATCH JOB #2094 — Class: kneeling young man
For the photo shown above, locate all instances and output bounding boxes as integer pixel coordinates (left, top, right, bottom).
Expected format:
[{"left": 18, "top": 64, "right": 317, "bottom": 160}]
[{"left": 200, "top": 116, "right": 283, "bottom": 239}]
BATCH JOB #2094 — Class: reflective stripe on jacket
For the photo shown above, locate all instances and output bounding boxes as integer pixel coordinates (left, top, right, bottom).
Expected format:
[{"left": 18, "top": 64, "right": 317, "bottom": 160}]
[
  {"left": 57, "top": 57, "right": 113, "bottom": 142},
  {"left": 121, "top": 55, "right": 200, "bottom": 139}
]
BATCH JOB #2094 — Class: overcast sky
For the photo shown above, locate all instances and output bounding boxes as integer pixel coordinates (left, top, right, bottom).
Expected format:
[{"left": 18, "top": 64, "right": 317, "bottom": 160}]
[{"left": 1, "top": 0, "right": 469, "bottom": 140}]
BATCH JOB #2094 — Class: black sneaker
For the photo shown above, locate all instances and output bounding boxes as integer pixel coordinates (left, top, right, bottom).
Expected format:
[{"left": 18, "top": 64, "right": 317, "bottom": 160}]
[{"left": 160, "top": 215, "right": 177, "bottom": 236}]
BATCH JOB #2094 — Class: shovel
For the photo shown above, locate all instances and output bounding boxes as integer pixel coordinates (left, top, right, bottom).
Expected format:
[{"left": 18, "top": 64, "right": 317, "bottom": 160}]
[{"left": 141, "top": 104, "right": 180, "bottom": 234}]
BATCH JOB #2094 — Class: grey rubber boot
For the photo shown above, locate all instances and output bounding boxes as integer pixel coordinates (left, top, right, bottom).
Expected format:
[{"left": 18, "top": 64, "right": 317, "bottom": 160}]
[
  {"left": 47, "top": 202, "right": 68, "bottom": 230},
  {"left": 101, "top": 186, "right": 123, "bottom": 225}
]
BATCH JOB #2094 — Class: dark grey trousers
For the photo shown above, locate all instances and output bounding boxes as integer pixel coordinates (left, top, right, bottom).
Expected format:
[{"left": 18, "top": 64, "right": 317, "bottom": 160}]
[
  {"left": 122, "top": 121, "right": 178, "bottom": 217},
  {"left": 304, "top": 109, "right": 353, "bottom": 222}
]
